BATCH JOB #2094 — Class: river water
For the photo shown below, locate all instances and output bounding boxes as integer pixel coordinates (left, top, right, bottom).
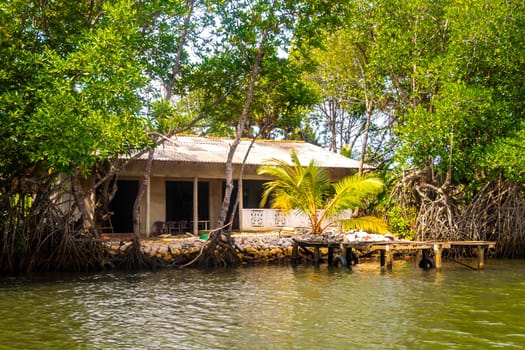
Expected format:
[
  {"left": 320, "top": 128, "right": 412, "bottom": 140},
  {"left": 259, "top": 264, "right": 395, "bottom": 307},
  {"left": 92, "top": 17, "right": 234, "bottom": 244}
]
[{"left": 0, "top": 259, "right": 524, "bottom": 350}]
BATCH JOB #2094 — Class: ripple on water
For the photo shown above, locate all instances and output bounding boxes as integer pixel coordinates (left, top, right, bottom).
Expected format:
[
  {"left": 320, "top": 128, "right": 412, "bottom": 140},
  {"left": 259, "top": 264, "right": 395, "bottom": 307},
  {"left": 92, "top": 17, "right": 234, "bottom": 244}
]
[{"left": 0, "top": 261, "right": 524, "bottom": 349}]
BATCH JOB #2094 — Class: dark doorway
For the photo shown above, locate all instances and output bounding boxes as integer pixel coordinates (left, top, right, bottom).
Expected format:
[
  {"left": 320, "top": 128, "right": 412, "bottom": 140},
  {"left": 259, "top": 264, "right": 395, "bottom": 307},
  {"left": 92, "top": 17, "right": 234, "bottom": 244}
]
[
  {"left": 109, "top": 180, "right": 139, "bottom": 233},
  {"left": 166, "top": 181, "right": 209, "bottom": 221},
  {"left": 242, "top": 180, "right": 270, "bottom": 208}
]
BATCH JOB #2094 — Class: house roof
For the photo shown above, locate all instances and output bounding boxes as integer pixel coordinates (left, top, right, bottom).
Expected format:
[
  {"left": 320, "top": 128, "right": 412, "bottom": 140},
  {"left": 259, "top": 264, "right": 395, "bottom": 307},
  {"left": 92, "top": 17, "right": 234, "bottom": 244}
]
[{"left": 141, "top": 135, "right": 369, "bottom": 169}]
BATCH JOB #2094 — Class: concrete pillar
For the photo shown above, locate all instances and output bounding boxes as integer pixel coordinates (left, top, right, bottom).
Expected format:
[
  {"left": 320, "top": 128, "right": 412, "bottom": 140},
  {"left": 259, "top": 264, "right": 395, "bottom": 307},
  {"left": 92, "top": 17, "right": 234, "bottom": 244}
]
[
  {"left": 193, "top": 177, "right": 199, "bottom": 235},
  {"left": 238, "top": 179, "right": 244, "bottom": 231},
  {"left": 145, "top": 175, "right": 151, "bottom": 238}
]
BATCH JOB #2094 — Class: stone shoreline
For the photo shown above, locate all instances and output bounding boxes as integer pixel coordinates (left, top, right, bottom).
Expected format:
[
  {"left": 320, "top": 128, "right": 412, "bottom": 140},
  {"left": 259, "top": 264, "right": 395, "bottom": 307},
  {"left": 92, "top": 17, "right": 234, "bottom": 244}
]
[{"left": 105, "top": 232, "right": 298, "bottom": 266}]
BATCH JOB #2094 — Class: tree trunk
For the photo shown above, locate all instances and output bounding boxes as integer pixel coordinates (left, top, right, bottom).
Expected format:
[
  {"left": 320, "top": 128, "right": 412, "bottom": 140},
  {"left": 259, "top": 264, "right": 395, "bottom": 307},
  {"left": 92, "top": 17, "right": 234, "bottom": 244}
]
[
  {"left": 164, "top": 0, "right": 195, "bottom": 101},
  {"left": 129, "top": 0, "right": 195, "bottom": 237},
  {"left": 328, "top": 99, "right": 338, "bottom": 153},
  {"left": 359, "top": 101, "right": 373, "bottom": 175},
  {"left": 194, "top": 30, "right": 268, "bottom": 268},
  {"left": 226, "top": 132, "right": 261, "bottom": 233},
  {"left": 133, "top": 148, "right": 155, "bottom": 237},
  {"left": 216, "top": 29, "right": 268, "bottom": 228},
  {"left": 70, "top": 173, "right": 95, "bottom": 236}
]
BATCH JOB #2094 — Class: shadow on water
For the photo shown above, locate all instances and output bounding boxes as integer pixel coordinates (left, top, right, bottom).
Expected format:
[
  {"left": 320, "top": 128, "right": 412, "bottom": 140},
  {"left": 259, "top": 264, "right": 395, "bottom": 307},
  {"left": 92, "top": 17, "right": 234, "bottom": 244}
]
[{"left": 0, "top": 259, "right": 524, "bottom": 349}]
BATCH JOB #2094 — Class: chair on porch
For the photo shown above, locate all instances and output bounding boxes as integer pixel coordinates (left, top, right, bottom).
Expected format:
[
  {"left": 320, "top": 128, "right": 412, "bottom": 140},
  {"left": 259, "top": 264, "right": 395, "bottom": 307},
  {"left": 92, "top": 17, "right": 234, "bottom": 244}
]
[
  {"left": 166, "top": 221, "right": 179, "bottom": 235},
  {"left": 153, "top": 221, "right": 166, "bottom": 236},
  {"left": 176, "top": 220, "right": 189, "bottom": 234},
  {"left": 166, "top": 220, "right": 189, "bottom": 234},
  {"left": 101, "top": 212, "right": 114, "bottom": 234}
]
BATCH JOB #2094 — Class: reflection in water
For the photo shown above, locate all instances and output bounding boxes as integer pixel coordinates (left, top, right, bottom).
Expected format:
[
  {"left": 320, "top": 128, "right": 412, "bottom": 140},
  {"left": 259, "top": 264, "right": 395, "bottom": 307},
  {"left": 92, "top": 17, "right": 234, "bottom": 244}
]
[{"left": 0, "top": 260, "right": 524, "bottom": 349}]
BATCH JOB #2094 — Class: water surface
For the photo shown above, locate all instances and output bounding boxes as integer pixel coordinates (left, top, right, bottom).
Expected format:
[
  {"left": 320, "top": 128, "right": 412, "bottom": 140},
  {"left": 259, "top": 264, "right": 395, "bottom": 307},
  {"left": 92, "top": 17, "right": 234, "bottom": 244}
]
[{"left": 0, "top": 259, "right": 524, "bottom": 349}]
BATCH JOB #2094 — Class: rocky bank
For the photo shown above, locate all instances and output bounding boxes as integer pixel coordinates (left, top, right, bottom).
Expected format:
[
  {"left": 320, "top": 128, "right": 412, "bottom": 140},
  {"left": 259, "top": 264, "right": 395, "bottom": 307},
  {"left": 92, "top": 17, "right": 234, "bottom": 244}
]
[
  {"left": 104, "top": 230, "right": 396, "bottom": 267},
  {"left": 105, "top": 232, "right": 298, "bottom": 266}
]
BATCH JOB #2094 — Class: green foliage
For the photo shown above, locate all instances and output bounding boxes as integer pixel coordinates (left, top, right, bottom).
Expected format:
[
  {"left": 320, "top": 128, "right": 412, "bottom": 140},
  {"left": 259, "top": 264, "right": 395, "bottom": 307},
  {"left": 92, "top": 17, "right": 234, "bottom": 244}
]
[
  {"left": 2, "top": 0, "right": 525, "bottom": 241},
  {"left": 340, "top": 145, "right": 353, "bottom": 159},
  {"left": 152, "top": 100, "right": 193, "bottom": 134},
  {"left": 0, "top": 0, "right": 151, "bottom": 177},
  {"left": 295, "top": 6, "right": 394, "bottom": 166},
  {"left": 482, "top": 124, "right": 525, "bottom": 182},
  {"left": 291, "top": 0, "right": 525, "bottom": 185},
  {"left": 4, "top": 0, "right": 523, "bottom": 184},
  {"left": 387, "top": 206, "right": 415, "bottom": 240},
  {"left": 186, "top": 0, "right": 320, "bottom": 140},
  {"left": 382, "top": 0, "right": 525, "bottom": 183}
]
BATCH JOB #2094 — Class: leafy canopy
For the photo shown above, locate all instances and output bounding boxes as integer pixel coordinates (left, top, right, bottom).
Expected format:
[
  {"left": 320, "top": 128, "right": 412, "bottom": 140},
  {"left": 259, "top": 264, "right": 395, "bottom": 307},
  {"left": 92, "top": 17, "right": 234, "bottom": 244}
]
[{"left": 0, "top": 0, "right": 151, "bottom": 178}]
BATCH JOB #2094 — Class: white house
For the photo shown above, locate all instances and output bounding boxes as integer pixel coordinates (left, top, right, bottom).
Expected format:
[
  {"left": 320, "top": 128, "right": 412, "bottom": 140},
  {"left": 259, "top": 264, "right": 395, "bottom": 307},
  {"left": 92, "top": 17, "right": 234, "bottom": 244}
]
[{"left": 110, "top": 135, "right": 367, "bottom": 236}]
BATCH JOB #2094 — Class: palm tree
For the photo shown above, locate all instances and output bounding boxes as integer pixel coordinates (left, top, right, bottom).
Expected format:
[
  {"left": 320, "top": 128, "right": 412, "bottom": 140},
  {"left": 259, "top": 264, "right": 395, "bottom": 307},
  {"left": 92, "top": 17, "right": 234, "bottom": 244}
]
[{"left": 257, "top": 151, "right": 385, "bottom": 235}]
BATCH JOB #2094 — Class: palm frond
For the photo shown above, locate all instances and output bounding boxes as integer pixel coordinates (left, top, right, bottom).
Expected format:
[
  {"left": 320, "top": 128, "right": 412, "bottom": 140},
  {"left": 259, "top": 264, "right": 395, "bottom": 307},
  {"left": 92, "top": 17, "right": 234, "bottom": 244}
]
[
  {"left": 257, "top": 151, "right": 384, "bottom": 235},
  {"left": 322, "top": 175, "right": 384, "bottom": 220},
  {"left": 340, "top": 216, "right": 390, "bottom": 234}
]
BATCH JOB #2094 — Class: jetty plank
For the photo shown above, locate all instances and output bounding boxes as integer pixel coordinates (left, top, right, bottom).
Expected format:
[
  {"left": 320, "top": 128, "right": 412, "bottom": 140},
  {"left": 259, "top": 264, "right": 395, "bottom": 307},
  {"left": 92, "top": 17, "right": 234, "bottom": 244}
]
[{"left": 292, "top": 239, "right": 496, "bottom": 271}]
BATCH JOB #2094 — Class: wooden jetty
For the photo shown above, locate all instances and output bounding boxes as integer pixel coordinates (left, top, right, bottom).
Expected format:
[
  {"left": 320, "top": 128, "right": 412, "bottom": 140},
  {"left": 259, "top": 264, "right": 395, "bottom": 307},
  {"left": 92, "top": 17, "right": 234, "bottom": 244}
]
[{"left": 291, "top": 239, "right": 496, "bottom": 271}]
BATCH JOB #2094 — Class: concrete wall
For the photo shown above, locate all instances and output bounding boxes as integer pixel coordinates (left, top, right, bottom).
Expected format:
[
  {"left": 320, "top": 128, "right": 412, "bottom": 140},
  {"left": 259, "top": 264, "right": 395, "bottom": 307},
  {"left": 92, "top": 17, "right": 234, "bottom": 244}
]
[
  {"left": 208, "top": 179, "right": 222, "bottom": 231},
  {"left": 149, "top": 176, "right": 166, "bottom": 232},
  {"left": 239, "top": 208, "right": 353, "bottom": 232}
]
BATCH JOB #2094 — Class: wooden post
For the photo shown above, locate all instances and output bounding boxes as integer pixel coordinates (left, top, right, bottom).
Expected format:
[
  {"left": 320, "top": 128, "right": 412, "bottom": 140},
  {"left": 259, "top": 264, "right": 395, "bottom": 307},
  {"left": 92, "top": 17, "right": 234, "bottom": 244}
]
[
  {"left": 477, "top": 245, "right": 485, "bottom": 270},
  {"left": 314, "top": 247, "right": 320, "bottom": 266},
  {"left": 291, "top": 243, "right": 298, "bottom": 266},
  {"left": 340, "top": 243, "right": 347, "bottom": 263},
  {"left": 385, "top": 244, "right": 393, "bottom": 270},
  {"left": 380, "top": 250, "right": 386, "bottom": 269},
  {"left": 346, "top": 247, "right": 354, "bottom": 265},
  {"left": 433, "top": 243, "right": 443, "bottom": 271},
  {"left": 340, "top": 243, "right": 346, "bottom": 255},
  {"left": 328, "top": 247, "right": 334, "bottom": 266},
  {"left": 415, "top": 250, "right": 422, "bottom": 268}
]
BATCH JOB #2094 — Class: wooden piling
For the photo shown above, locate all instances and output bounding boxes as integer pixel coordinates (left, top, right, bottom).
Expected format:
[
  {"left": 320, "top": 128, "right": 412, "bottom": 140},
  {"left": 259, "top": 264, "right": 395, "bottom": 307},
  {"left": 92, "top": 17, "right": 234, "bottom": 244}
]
[
  {"left": 385, "top": 244, "right": 393, "bottom": 270},
  {"left": 291, "top": 238, "right": 495, "bottom": 272},
  {"left": 346, "top": 247, "right": 354, "bottom": 265},
  {"left": 433, "top": 243, "right": 443, "bottom": 271},
  {"left": 313, "top": 247, "right": 320, "bottom": 266},
  {"left": 327, "top": 247, "right": 334, "bottom": 266},
  {"left": 477, "top": 244, "right": 485, "bottom": 270},
  {"left": 291, "top": 243, "right": 298, "bottom": 265}
]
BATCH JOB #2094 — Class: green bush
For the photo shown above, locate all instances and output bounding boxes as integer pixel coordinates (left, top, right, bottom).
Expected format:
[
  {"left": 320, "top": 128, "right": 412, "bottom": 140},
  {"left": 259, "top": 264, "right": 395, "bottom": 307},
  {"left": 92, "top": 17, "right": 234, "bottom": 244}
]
[{"left": 387, "top": 206, "right": 415, "bottom": 240}]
